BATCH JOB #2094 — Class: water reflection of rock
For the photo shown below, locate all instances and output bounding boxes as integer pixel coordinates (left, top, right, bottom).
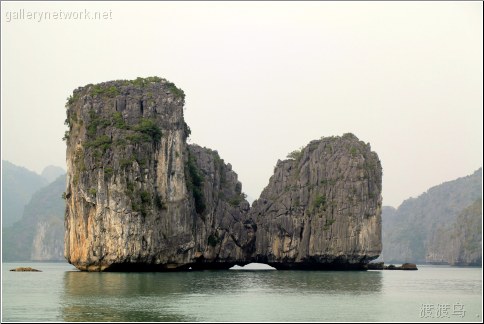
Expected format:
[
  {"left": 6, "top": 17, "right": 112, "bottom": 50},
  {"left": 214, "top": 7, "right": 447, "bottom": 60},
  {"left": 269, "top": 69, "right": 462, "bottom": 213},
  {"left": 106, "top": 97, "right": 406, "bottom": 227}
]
[
  {"left": 61, "top": 271, "right": 196, "bottom": 322},
  {"left": 62, "top": 270, "right": 383, "bottom": 321},
  {"left": 242, "top": 270, "right": 384, "bottom": 294}
]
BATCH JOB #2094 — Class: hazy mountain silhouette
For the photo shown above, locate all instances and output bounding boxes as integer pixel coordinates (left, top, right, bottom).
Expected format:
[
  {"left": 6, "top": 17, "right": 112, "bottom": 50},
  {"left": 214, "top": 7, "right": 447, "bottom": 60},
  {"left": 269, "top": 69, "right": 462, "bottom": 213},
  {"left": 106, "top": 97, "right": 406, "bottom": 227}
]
[
  {"left": 2, "top": 160, "right": 48, "bottom": 227},
  {"left": 380, "top": 168, "right": 482, "bottom": 264}
]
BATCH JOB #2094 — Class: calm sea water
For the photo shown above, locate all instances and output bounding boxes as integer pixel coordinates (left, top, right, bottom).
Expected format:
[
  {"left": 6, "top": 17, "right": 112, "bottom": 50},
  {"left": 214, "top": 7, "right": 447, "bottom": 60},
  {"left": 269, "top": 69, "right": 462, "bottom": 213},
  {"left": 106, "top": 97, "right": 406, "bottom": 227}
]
[{"left": 1, "top": 262, "right": 482, "bottom": 322}]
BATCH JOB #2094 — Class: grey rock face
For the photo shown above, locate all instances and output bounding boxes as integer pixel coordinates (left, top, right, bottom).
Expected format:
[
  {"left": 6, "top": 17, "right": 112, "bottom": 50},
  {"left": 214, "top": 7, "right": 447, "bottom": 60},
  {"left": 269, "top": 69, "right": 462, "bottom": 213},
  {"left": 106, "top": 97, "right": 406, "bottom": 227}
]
[
  {"left": 64, "top": 78, "right": 382, "bottom": 271},
  {"left": 249, "top": 134, "right": 382, "bottom": 269},
  {"left": 426, "top": 199, "right": 482, "bottom": 266},
  {"left": 65, "top": 78, "right": 189, "bottom": 270},
  {"left": 64, "top": 78, "right": 253, "bottom": 271},
  {"left": 186, "top": 144, "right": 255, "bottom": 268}
]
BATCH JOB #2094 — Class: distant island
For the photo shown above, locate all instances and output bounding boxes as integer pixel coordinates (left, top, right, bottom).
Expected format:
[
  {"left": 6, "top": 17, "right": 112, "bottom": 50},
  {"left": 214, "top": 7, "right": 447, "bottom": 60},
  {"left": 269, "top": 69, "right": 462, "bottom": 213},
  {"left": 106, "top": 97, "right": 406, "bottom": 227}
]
[
  {"left": 62, "top": 77, "right": 383, "bottom": 271},
  {"left": 380, "top": 168, "right": 482, "bottom": 266}
]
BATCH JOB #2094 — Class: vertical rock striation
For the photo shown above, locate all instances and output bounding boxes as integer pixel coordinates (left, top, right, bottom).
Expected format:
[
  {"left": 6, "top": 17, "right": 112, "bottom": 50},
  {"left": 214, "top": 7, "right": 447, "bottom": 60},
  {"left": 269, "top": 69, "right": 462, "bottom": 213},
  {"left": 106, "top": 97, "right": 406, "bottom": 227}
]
[
  {"left": 250, "top": 134, "right": 382, "bottom": 269},
  {"left": 64, "top": 77, "right": 382, "bottom": 271},
  {"left": 64, "top": 77, "right": 252, "bottom": 271},
  {"left": 185, "top": 145, "right": 256, "bottom": 268},
  {"left": 65, "top": 77, "right": 185, "bottom": 270}
]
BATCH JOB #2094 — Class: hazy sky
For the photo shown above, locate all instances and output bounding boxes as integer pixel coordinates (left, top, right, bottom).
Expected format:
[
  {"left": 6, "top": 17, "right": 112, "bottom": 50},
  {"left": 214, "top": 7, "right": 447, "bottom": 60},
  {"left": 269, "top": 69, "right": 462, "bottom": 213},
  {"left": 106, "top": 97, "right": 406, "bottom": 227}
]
[{"left": 1, "top": 1, "right": 482, "bottom": 207}]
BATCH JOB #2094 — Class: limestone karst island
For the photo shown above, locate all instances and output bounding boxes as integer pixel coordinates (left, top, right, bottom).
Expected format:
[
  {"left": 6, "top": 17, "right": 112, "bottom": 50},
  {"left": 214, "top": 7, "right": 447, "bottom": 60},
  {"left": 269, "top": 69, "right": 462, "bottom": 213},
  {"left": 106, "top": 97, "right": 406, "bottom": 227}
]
[{"left": 63, "top": 77, "right": 383, "bottom": 271}]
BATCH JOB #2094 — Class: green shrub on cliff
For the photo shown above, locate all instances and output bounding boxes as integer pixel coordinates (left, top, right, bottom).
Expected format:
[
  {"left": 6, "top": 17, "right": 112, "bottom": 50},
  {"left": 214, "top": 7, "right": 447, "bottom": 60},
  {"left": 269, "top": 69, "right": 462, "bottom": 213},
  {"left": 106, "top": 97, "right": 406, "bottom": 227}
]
[
  {"left": 128, "top": 76, "right": 163, "bottom": 88},
  {"left": 85, "top": 110, "right": 161, "bottom": 147},
  {"left": 133, "top": 118, "right": 162, "bottom": 143},
  {"left": 90, "top": 85, "right": 119, "bottom": 98},
  {"left": 140, "top": 191, "right": 151, "bottom": 205},
  {"left": 86, "top": 110, "right": 110, "bottom": 137},
  {"left": 104, "top": 167, "right": 114, "bottom": 179},
  {"left": 287, "top": 147, "right": 304, "bottom": 161},
  {"left": 112, "top": 112, "right": 127, "bottom": 129},
  {"left": 186, "top": 154, "right": 206, "bottom": 214},
  {"left": 66, "top": 93, "right": 80, "bottom": 106},
  {"left": 323, "top": 219, "right": 335, "bottom": 231},
  {"left": 155, "top": 194, "right": 165, "bottom": 210},
  {"left": 311, "top": 194, "right": 327, "bottom": 213},
  {"left": 85, "top": 135, "right": 112, "bottom": 152},
  {"left": 166, "top": 82, "right": 185, "bottom": 100},
  {"left": 208, "top": 234, "right": 220, "bottom": 247},
  {"left": 228, "top": 193, "right": 247, "bottom": 207}
]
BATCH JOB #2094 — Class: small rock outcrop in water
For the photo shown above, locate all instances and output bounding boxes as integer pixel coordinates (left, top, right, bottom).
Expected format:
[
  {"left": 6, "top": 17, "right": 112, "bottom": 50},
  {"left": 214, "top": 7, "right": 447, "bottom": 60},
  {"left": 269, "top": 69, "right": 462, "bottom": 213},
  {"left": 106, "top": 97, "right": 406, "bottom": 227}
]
[
  {"left": 400, "top": 263, "right": 418, "bottom": 270},
  {"left": 64, "top": 77, "right": 382, "bottom": 271},
  {"left": 10, "top": 267, "right": 42, "bottom": 272},
  {"left": 367, "top": 262, "right": 418, "bottom": 270}
]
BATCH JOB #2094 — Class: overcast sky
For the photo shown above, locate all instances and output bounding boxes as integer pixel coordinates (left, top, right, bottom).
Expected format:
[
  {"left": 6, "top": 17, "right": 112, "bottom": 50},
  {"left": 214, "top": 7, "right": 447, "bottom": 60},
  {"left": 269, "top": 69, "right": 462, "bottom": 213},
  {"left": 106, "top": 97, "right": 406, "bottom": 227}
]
[{"left": 1, "top": 1, "right": 482, "bottom": 208}]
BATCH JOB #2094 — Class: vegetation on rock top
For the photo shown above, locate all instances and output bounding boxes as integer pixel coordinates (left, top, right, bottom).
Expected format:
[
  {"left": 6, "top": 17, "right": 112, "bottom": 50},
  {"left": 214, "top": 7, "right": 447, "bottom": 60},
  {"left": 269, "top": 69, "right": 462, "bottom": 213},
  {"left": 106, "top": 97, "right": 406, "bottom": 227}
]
[{"left": 65, "top": 76, "right": 185, "bottom": 107}]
